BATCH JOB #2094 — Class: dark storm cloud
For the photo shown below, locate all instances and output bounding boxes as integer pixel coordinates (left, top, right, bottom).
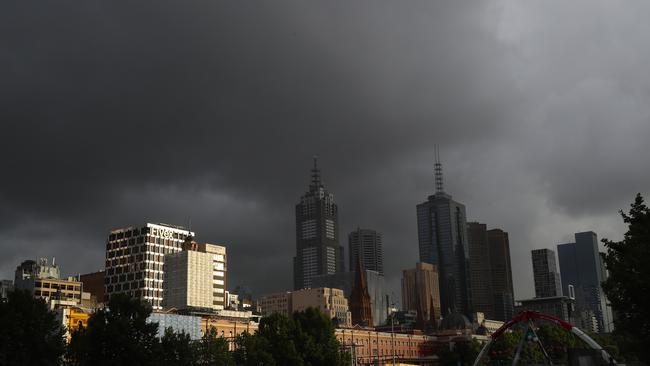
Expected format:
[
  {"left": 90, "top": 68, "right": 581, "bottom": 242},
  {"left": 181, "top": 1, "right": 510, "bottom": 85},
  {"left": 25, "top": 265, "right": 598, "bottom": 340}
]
[{"left": 1, "top": 0, "right": 649, "bottom": 300}]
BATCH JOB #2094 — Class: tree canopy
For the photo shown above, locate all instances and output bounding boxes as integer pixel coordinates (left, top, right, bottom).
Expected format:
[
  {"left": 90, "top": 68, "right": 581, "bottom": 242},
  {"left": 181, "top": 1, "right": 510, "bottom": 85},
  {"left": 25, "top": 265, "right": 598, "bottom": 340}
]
[
  {"left": 602, "top": 193, "right": 650, "bottom": 363},
  {"left": 0, "top": 289, "right": 65, "bottom": 366}
]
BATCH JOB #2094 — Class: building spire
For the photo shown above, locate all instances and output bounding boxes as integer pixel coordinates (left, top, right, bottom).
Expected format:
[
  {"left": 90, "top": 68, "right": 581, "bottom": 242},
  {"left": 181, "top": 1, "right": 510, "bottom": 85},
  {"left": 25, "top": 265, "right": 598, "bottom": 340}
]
[
  {"left": 310, "top": 155, "right": 322, "bottom": 191},
  {"left": 434, "top": 144, "right": 444, "bottom": 194}
]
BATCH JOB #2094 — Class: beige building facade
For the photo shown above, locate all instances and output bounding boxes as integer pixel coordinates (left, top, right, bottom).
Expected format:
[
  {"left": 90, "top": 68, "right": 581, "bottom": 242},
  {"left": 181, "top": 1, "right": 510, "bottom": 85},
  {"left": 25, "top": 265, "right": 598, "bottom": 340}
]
[
  {"left": 402, "top": 262, "right": 441, "bottom": 323},
  {"left": 258, "top": 291, "right": 292, "bottom": 317},
  {"left": 291, "top": 287, "right": 351, "bottom": 326},
  {"left": 163, "top": 242, "right": 227, "bottom": 311}
]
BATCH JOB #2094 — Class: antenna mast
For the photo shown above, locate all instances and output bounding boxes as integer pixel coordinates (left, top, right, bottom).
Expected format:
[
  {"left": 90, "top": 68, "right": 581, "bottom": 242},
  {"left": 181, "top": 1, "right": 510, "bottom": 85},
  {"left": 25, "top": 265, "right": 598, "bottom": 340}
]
[
  {"left": 310, "top": 155, "right": 321, "bottom": 190},
  {"left": 434, "top": 145, "right": 444, "bottom": 194}
]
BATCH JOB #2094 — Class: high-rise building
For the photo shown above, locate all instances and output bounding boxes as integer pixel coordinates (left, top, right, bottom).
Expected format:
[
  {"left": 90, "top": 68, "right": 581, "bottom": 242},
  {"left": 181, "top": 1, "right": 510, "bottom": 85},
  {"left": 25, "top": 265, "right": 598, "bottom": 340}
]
[
  {"left": 557, "top": 231, "right": 613, "bottom": 333},
  {"left": 467, "top": 222, "right": 494, "bottom": 319},
  {"left": 163, "top": 236, "right": 228, "bottom": 311},
  {"left": 293, "top": 157, "right": 343, "bottom": 290},
  {"left": 487, "top": 229, "right": 514, "bottom": 321},
  {"left": 350, "top": 259, "right": 373, "bottom": 326},
  {"left": 0, "top": 280, "right": 13, "bottom": 300},
  {"left": 401, "top": 262, "right": 441, "bottom": 328},
  {"left": 531, "top": 249, "right": 562, "bottom": 298},
  {"left": 348, "top": 228, "right": 384, "bottom": 275},
  {"left": 104, "top": 223, "right": 194, "bottom": 309},
  {"left": 416, "top": 148, "right": 471, "bottom": 316}
]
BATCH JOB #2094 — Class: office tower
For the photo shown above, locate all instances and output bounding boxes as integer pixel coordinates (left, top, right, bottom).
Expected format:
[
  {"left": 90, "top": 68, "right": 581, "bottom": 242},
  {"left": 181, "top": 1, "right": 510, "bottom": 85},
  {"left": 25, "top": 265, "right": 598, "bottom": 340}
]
[
  {"left": 163, "top": 236, "right": 228, "bottom": 311},
  {"left": 531, "top": 249, "right": 562, "bottom": 298},
  {"left": 487, "top": 229, "right": 514, "bottom": 321},
  {"left": 14, "top": 258, "right": 83, "bottom": 305},
  {"left": 104, "top": 223, "right": 193, "bottom": 309},
  {"left": 350, "top": 259, "right": 373, "bottom": 326},
  {"left": 557, "top": 231, "right": 613, "bottom": 333},
  {"left": 467, "top": 222, "right": 494, "bottom": 319},
  {"left": 293, "top": 157, "right": 343, "bottom": 289},
  {"left": 348, "top": 228, "right": 384, "bottom": 275},
  {"left": 312, "top": 269, "right": 388, "bottom": 326},
  {"left": 401, "top": 262, "right": 441, "bottom": 328},
  {"left": 416, "top": 147, "right": 471, "bottom": 316}
]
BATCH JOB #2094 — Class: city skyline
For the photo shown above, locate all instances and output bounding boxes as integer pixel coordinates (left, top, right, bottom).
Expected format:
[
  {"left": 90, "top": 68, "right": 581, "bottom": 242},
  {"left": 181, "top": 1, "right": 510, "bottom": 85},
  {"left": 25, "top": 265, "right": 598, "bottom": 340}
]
[{"left": 3, "top": 1, "right": 650, "bottom": 306}]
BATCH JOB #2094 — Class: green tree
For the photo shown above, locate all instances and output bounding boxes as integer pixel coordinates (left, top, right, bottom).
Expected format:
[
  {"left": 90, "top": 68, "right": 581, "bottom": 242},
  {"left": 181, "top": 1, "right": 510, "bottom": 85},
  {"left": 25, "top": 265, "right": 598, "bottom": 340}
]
[
  {"left": 195, "top": 327, "right": 234, "bottom": 366},
  {"left": 257, "top": 312, "right": 303, "bottom": 365},
  {"left": 0, "top": 289, "right": 65, "bottom": 365},
  {"left": 293, "top": 307, "right": 348, "bottom": 366},
  {"left": 233, "top": 332, "right": 276, "bottom": 366},
  {"left": 159, "top": 327, "right": 195, "bottom": 366},
  {"left": 67, "top": 293, "right": 160, "bottom": 366},
  {"left": 602, "top": 193, "right": 650, "bottom": 362},
  {"left": 535, "top": 324, "right": 579, "bottom": 362},
  {"left": 437, "top": 338, "right": 482, "bottom": 366}
]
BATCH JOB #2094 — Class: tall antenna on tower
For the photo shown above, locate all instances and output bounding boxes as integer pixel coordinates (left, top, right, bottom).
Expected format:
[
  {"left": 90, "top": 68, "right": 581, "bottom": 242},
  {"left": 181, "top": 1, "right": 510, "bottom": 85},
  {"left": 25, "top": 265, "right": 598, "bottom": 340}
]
[
  {"left": 310, "top": 155, "right": 321, "bottom": 190},
  {"left": 434, "top": 144, "right": 444, "bottom": 193}
]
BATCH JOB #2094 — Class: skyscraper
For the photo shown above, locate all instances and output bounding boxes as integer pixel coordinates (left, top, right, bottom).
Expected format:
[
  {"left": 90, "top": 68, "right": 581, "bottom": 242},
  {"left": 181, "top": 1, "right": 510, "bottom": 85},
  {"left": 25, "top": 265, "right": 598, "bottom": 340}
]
[
  {"left": 531, "top": 248, "right": 562, "bottom": 298},
  {"left": 416, "top": 147, "right": 471, "bottom": 316},
  {"left": 557, "top": 231, "right": 613, "bottom": 333},
  {"left": 348, "top": 228, "right": 384, "bottom": 275},
  {"left": 293, "top": 157, "right": 343, "bottom": 290},
  {"left": 487, "top": 229, "right": 514, "bottom": 321},
  {"left": 401, "top": 262, "right": 441, "bottom": 328},
  {"left": 104, "top": 223, "right": 193, "bottom": 309},
  {"left": 467, "top": 222, "right": 494, "bottom": 319}
]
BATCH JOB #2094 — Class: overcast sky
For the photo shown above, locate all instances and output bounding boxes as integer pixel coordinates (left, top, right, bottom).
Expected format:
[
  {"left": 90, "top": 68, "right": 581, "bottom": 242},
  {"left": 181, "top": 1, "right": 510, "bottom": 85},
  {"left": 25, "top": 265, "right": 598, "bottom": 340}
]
[{"left": 2, "top": 1, "right": 649, "bottom": 303}]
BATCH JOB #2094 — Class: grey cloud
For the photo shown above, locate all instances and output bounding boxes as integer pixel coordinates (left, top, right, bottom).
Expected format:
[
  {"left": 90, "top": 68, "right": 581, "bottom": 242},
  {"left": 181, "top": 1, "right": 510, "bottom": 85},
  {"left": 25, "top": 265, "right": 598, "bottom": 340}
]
[{"left": 1, "top": 1, "right": 649, "bottom": 300}]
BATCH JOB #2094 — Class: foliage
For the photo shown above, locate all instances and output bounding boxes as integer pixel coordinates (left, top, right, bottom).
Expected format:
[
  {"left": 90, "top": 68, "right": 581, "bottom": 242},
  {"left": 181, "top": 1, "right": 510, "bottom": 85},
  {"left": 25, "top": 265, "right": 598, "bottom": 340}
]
[
  {"left": 437, "top": 338, "right": 482, "bottom": 366},
  {"left": 602, "top": 193, "right": 650, "bottom": 363},
  {"left": 159, "top": 327, "right": 196, "bottom": 366},
  {"left": 233, "top": 332, "right": 276, "bottom": 366},
  {"left": 0, "top": 289, "right": 66, "bottom": 365},
  {"left": 235, "top": 308, "right": 349, "bottom": 366},
  {"left": 195, "top": 327, "right": 234, "bottom": 366},
  {"left": 67, "top": 293, "right": 160, "bottom": 366}
]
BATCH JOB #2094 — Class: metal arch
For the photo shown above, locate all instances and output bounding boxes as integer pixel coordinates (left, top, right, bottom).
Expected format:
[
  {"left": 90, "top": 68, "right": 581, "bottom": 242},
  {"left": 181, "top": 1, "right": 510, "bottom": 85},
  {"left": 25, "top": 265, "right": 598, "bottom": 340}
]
[{"left": 471, "top": 311, "right": 616, "bottom": 366}]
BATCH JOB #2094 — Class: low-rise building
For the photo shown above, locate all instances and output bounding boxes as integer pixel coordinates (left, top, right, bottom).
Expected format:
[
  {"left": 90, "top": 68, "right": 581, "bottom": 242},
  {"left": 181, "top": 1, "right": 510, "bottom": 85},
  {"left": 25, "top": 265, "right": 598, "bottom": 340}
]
[
  {"left": 14, "top": 259, "right": 83, "bottom": 305},
  {"left": 79, "top": 270, "right": 104, "bottom": 305},
  {"left": 257, "top": 291, "right": 292, "bottom": 317},
  {"left": 148, "top": 312, "right": 202, "bottom": 340},
  {"left": 336, "top": 327, "right": 436, "bottom": 365},
  {"left": 291, "top": 287, "right": 351, "bottom": 326}
]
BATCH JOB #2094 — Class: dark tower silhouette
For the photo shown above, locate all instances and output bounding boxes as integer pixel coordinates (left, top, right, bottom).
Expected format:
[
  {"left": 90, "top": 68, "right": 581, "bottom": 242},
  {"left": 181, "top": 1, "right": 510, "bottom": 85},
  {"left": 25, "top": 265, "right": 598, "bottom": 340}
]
[
  {"left": 416, "top": 146, "right": 472, "bottom": 316},
  {"left": 293, "top": 156, "right": 343, "bottom": 289},
  {"left": 350, "top": 258, "right": 373, "bottom": 326}
]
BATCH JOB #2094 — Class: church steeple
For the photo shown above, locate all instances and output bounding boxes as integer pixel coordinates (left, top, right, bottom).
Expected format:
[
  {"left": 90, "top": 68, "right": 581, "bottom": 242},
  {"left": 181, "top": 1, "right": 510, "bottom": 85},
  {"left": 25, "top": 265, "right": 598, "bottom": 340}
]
[{"left": 350, "top": 258, "right": 373, "bottom": 326}]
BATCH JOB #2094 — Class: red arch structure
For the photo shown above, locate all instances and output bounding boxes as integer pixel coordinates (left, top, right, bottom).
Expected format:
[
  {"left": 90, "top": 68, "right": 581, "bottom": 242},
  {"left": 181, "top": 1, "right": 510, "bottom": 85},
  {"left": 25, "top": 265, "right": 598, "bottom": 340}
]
[{"left": 472, "top": 311, "right": 616, "bottom": 366}]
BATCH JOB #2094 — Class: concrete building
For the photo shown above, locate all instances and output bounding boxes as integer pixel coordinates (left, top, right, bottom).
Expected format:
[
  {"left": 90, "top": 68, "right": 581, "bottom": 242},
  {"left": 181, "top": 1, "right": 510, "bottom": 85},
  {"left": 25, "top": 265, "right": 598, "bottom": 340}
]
[
  {"left": 336, "top": 328, "right": 436, "bottom": 365},
  {"left": 293, "top": 157, "right": 343, "bottom": 290},
  {"left": 79, "top": 270, "right": 104, "bottom": 305},
  {"left": 148, "top": 312, "right": 202, "bottom": 340},
  {"left": 311, "top": 269, "right": 388, "bottom": 326},
  {"left": 14, "top": 259, "right": 83, "bottom": 305},
  {"left": 532, "top": 249, "right": 563, "bottom": 298},
  {"left": 557, "top": 231, "right": 613, "bottom": 333},
  {"left": 516, "top": 296, "right": 576, "bottom": 324},
  {"left": 104, "top": 223, "right": 193, "bottom": 309},
  {"left": 401, "top": 262, "right": 441, "bottom": 328},
  {"left": 487, "top": 229, "right": 514, "bottom": 321},
  {"left": 467, "top": 223, "right": 494, "bottom": 319},
  {"left": 0, "top": 280, "right": 13, "bottom": 300},
  {"left": 349, "top": 228, "right": 384, "bottom": 275},
  {"left": 163, "top": 237, "right": 227, "bottom": 311},
  {"left": 257, "top": 291, "right": 292, "bottom": 317},
  {"left": 416, "top": 151, "right": 471, "bottom": 317},
  {"left": 472, "top": 312, "right": 505, "bottom": 336},
  {"left": 291, "top": 287, "right": 351, "bottom": 326}
]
